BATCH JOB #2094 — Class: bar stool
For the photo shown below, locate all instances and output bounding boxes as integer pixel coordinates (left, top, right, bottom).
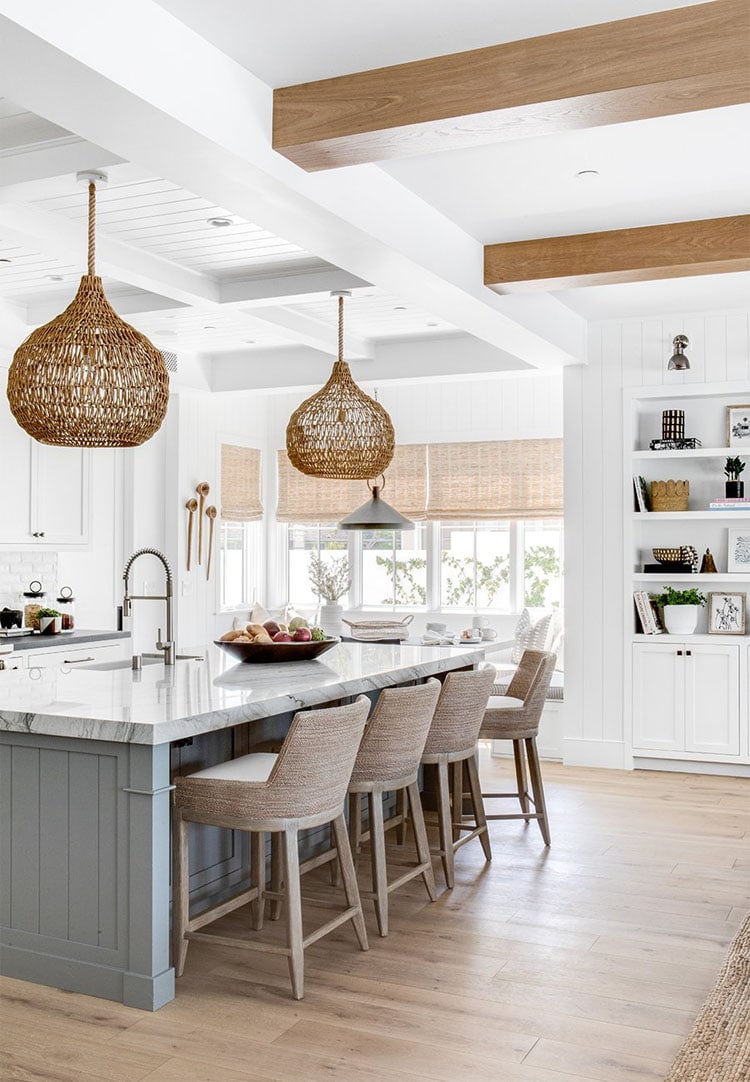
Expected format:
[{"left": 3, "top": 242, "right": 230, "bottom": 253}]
[
  {"left": 347, "top": 678, "right": 442, "bottom": 936},
  {"left": 172, "top": 695, "right": 370, "bottom": 1000},
  {"left": 479, "top": 649, "right": 556, "bottom": 846},
  {"left": 420, "top": 666, "right": 497, "bottom": 888}
]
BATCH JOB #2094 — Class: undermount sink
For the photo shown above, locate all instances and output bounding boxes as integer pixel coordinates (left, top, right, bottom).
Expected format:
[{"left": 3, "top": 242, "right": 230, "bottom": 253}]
[
  {"left": 79, "top": 654, "right": 205, "bottom": 672},
  {"left": 79, "top": 656, "right": 163, "bottom": 671}
]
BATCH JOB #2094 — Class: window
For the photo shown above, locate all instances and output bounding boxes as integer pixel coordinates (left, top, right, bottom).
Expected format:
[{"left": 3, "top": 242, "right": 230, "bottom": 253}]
[
  {"left": 283, "top": 519, "right": 562, "bottom": 613},
  {"left": 220, "top": 520, "right": 261, "bottom": 609},
  {"left": 219, "top": 444, "right": 263, "bottom": 610},
  {"left": 287, "top": 524, "right": 351, "bottom": 607},
  {"left": 362, "top": 525, "right": 428, "bottom": 607}
]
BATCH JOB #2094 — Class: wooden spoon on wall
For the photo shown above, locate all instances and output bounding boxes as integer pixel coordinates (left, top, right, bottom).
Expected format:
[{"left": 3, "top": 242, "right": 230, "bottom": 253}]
[
  {"left": 185, "top": 498, "right": 198, "bottom": 571},
  {"left": 205, "top": 506, "right": 217, "bottom": 581},
  {"left": 196, "top": 482, "right": 210, "bottom": 563}
]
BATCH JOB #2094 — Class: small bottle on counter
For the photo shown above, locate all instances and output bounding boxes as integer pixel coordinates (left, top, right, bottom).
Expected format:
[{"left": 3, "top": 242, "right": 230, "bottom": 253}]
[
  {"left": 56, "top": 586, "right": 75, "bottom": 631},
  {"left": 22, "top": 580, "right": 46, "bottom": 631}
]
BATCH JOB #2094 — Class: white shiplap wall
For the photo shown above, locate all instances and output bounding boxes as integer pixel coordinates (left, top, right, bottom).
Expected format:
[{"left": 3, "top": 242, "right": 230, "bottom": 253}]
[{"left": 564, "top": 309, "right": 750, "bottom": 768}]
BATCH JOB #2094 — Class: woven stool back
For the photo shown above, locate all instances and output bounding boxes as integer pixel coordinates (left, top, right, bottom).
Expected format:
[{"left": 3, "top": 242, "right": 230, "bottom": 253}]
[
  {"left": 481, "top": 650, "right": 556, "bottom": 740},
  {"left": 174, "top": 695, "right": 370, "bottom": 823},
  {"left": 349, "top": 678, "right": 442, "bottom": 787},
  {"left": 422, "top": 667, "right": 496, "bottom": 757},
  {"left": 505, "top": 649, "right": 547, "bottom": 701}
]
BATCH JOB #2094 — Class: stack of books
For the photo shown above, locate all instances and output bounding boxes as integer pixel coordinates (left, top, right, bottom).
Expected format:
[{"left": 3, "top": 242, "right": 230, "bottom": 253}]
[
  {"left": 633, "top": 591, "right": 663, "bottom": 634},
  {"left": 648, "top": 438, "right": 702, "bottom": 450},
  {"left": 709, "top": 498, "right": 750, "bottom": 511}
]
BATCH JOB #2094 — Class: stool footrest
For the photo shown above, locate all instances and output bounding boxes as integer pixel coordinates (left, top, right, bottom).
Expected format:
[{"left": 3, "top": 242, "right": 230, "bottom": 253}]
[{"left": 187, "top": 886, "right": 260, "bottom": 933}]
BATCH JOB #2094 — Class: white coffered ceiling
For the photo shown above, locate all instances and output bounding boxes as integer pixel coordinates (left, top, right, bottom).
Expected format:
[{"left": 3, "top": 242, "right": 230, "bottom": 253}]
[{"left": 0, "top": 0, "right": 746, "bottom": 389}]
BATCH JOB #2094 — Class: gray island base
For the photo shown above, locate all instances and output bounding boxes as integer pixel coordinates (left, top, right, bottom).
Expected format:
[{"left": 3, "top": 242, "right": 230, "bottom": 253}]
[{"left": 0, "top": 642, "right": 484, "bottom": 1010}]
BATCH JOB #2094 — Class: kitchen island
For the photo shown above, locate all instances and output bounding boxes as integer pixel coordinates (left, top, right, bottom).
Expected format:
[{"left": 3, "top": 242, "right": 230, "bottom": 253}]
[{"left": 0, "top": 641, "right": 484, "bottom": 1010}]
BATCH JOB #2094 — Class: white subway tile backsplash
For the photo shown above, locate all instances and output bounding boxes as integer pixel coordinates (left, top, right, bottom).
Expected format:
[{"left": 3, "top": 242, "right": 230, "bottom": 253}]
[{"left": 0, "top": 552, "right": 59, "bottom": 609}]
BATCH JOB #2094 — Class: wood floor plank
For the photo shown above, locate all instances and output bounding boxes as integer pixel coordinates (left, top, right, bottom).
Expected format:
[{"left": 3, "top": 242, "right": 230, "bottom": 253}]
[{"left": 0, "top": 761, "right": 746, "bottom": 1082}]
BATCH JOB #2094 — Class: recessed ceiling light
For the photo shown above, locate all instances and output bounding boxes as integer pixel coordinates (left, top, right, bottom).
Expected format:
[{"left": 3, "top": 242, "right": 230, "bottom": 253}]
[
  {"left": 203, "top": 324, "right": 216, "bottom": 330},
  {"left": 426, "top": 321, "right": 439, "bottom": 327},
  {"left": 393, "top": 305, "right": 407, "bottom": 311},
  {"left": 44, "top": 274, "right": 64, "bottom": 282},
  {"left": 575, "top": 169, "right": 600, "bottom": 179},
  {"left": 206, "top": 216, "right": 233, "bottom": 227},
  {"left": 245, "top": 339, "right": 256, "bottom": 344},
  {"left": 0, "top": 257, "right": 11, "bottom": 264}
]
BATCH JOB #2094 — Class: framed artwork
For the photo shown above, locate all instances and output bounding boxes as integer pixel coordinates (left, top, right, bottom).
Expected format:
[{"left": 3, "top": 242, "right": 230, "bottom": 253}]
[
  {"left": 726, "top": 405, "right": 750, "bottom": 447},
  {"left": 707, "top": 592, "right": 746, "bottom": 635},
  {"left": 727, "top": 528, "right": 750, "bottom": 573}
]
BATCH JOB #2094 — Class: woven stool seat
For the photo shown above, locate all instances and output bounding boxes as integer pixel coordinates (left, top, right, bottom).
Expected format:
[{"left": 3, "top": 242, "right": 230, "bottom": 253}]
[
  {"left": 172, "top": 696, "right": 371, "bottom": 999},
  {"left": 478, "top": 650, "right": 556, "bottom": 846},
  {"left": 346, "top": 679, "right": 442, "bottom": 936},
  {"left": 420, "top": 667, "right": 496, "bottom": 889}
]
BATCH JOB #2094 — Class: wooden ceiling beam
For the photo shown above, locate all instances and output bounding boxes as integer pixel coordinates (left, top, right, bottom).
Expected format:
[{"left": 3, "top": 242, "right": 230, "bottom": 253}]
[
  {"left": 484, "top": 216, "right": 750, "bottom": 292},
  {"left": 273, "top": 1, "right": 749, "bottom": 171}
]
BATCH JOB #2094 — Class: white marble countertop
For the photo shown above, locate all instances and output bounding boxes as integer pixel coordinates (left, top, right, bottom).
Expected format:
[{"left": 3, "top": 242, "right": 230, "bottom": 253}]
[{"left": 0, "top": 641, "right": 486, "bottom": 746}]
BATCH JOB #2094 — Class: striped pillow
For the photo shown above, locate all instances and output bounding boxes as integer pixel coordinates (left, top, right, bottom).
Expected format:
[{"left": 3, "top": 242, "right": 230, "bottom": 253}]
[{"left": 511, "top": 609, "right": 563, "bottom": 663}]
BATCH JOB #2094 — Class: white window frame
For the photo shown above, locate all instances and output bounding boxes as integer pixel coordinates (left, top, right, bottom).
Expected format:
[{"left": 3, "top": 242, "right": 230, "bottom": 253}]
[
  {"left": 219, "top": 519, "right": 263, "bottom": 612},
  {"left": 281, "top": 518, "right": 563, "bottom": 615}
]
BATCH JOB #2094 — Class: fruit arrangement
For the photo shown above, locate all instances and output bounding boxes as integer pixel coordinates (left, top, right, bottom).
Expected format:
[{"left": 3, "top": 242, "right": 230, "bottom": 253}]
[{"left": 219, "top": 616, "right": 327, "bottom": 645}]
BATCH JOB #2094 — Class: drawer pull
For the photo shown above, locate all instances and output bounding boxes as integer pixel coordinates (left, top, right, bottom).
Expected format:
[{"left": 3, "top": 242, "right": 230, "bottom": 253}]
[{"left": 63, "top": 656, "right": 95, "bottom": 664}]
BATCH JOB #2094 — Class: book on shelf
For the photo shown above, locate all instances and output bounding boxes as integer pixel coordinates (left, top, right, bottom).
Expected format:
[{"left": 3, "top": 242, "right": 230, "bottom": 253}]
[
  {"left": 642, "top": 562, "right": 694, "bottom": 573},
  {"left": 709, "top": 502, "right": 750, "bottom": 510},
  {"left": 633, "top": 590, "right": 662, "bottom": 634},
  {"left": 633, "top": 475, "right": 650, "bottom": 512},
  {"left": 648, "top": 438, "right": 702, "bottom": 450}
]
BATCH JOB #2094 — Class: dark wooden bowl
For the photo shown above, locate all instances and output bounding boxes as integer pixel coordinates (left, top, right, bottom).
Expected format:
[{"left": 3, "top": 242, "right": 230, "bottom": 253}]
[{"left": 214, "top": 637, "right": 340, "bottom": 664}]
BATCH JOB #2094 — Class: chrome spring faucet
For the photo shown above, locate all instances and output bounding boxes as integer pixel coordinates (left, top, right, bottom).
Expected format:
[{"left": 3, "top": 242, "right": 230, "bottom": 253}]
[{"left": 122, "top": 548, "right": 176, "bottom": 665}]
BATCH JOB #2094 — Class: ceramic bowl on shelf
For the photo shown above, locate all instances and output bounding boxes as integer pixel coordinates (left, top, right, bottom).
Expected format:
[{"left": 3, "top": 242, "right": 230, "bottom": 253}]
[{"left": 214, "top": 637, "right": 340, "bottom": 664}]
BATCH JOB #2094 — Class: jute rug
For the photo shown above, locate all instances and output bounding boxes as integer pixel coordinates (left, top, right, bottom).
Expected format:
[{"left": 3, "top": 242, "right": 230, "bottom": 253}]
[{"left": 665, "top": 912, "right": 750, "bottom": 1081}]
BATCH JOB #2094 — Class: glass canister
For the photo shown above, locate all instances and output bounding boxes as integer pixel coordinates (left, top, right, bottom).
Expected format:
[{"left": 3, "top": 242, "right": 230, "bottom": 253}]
[
  {"left": 56, "top": 586, "right": 75, "bottom": 631},
  {"left": 22, "top": 580, "right": 45, "bottom": 630}
]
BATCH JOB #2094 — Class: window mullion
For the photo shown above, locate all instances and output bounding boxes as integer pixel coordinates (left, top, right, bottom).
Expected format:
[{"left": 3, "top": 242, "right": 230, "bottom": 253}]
[
  {"left": 349, "top": 531, "right": 362, "bottom": 609},
  {"left": 427, "top": 521, "right": 440, "bottom": 611},
  {"left": 510, "top": 521, "right": 524, "bottom": 611}
]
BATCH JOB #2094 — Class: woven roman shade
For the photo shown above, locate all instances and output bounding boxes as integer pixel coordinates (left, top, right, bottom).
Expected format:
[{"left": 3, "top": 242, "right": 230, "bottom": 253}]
[
  {"left": 221, "top": 445, "right": 263, "bottom": 522},
  {"left": 277, "top": 444, "right": 427, "bottom": 524},
  {"left": 426, "top": 438, "right": 563, "bottom": 521}
]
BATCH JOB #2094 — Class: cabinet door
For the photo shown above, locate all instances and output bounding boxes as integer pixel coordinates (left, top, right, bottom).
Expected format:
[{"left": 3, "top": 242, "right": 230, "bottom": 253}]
[
  {"left": 684, "top": 645, "right": 740, "bottom": 756},
  {"left": 632, "top": 643, "right": 684, "bottom": 751},
  {"left": 34, "top": 443, "right": 90, "bottom": 545},
  {"left": 0, "top": 369, "right": 34, "bottom": 544}
]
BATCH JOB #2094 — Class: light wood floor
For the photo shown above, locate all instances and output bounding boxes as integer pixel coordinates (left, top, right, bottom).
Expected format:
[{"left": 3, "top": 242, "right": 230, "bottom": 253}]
[{"left": 2, "top": 754, "right": 749, "bottom": 1082}]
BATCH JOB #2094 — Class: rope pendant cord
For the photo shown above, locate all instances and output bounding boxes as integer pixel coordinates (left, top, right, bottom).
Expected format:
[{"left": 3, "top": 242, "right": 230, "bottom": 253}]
[{"left": 88, "top": 181, "right": 96, "bottom": 277}]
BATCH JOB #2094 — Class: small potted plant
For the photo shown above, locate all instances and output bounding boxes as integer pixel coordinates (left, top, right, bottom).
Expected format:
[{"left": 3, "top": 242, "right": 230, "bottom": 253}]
[
  {"left": 308, "top": 555, "right": 351, "bottom": 638},
  {"left": 725, "top": 456, "right": 746, "bottom": 499},
  {"left": 37, "top": 607, "right": 63, "bottom": 635},
  {"left": 653, "top": 587, "right": 706, "bottom": 635}
]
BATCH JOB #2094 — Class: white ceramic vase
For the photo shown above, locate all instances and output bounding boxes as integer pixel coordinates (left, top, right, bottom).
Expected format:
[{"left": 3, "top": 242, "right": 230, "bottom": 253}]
[
  {"left": 319, "top": 602, "right": 344, "bottom": 639},
  {"left": 662, "top": 604, "right": 699, "bottom": 635}
]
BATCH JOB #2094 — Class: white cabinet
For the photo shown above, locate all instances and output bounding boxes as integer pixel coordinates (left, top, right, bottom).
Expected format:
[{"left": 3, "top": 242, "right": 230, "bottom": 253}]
[
  {"left": 19, "top": 640, "right": 128, "bottom": 668},
  {"left": 632, "top": 642, "right": 739, "bottom": 757},
  {"left": 0, "top": 367, "right": 90, "bottom": 546}
]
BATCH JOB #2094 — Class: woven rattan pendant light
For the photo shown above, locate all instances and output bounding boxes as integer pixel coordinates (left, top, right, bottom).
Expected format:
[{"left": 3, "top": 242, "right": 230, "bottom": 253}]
[
  {"left": 7, "top": 171, "right": 169, "bottom": 448},
  {"left": 286, "top": 291, "right": 395, "bottom": 479}
]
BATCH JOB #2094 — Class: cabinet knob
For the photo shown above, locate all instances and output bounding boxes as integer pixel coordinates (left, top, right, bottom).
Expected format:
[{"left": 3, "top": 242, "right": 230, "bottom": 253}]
[
  {"left": 686, "top": 649, "right": 692, "bottom": 656},
  {"left": 676, "top": 650, "right": 683, "bottom": 656},
  {"left": 39, "top": 532, "right": 45, "bottom": 538}
]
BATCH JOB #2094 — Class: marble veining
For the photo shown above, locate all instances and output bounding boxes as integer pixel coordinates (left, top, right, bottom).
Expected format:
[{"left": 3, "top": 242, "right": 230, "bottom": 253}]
[{"left": 0, "top": 642, "right": 486, "bottom": 745}]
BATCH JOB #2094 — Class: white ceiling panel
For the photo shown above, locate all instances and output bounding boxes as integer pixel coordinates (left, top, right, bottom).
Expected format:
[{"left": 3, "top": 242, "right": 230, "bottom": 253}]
[{"left": 290, "top": 291, "right": 457, "bottom": 340}]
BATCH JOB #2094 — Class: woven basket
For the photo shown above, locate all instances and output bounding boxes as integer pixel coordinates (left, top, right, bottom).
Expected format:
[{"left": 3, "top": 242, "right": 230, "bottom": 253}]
[
  {"left": 650, "top": 479, "right": 689, "bottom": 512},
  {"left": 342, "top": 615, "right": 413, "bottom": 642}
]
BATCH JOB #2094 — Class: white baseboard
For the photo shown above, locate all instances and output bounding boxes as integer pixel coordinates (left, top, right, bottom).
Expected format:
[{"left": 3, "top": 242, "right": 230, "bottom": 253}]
[
  {"left": 633, "top": 757, "right": 750, "bottom": 778},
  {"left": 563, "top": 739, "right": 629, "bottom": 769}
]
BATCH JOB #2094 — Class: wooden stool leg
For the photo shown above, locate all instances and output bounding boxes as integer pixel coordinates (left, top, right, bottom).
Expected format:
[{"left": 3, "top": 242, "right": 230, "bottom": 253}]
[
  {"left": 250, "top": 831, "right": 265, "bottom": 930},
  {"left": 451, "top": 759, "right": 463, "bottom": 843},
  {"left": 348, "top": 791, "right": 362, "bottom": 854},
  {"left": 407, "top": 780, "right": 437, "bottom": 902},
  {"left": 332, "top": 813, "right": 369, "bottom": 952},
  {"left": 465, "top": 751, "right": 492, "bottom": 862},
  {"left": 512, "top": 739, "right": 530, "bottom": 814},
  {"left": 171, "top": 807, "right": 190, "bottom": 977},
  {"left": 282, "top": 828, "right": 304, "bottom": 1000},
  {"left": 329, "top": 821, "right": 341, "bottom": 887},
  {"left": 270, "top": 832, "right": 282, "bottom": 920},
  {"left": 368, "top": 791, "right": 389, "bottom": 936},
  {"left": 396, "top": 787, "right": 408, "bottom": 846},
  {"left": 525, "top": 737, "right": 551, "bottom": 846},
  {"left": 436, "top": 759, "right": 455, "bottom": 889}
]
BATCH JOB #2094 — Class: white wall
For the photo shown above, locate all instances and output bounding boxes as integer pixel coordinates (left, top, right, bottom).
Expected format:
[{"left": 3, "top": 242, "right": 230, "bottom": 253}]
[{"left": 564, "top": 309, "right": 750, "bottom": 768}]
